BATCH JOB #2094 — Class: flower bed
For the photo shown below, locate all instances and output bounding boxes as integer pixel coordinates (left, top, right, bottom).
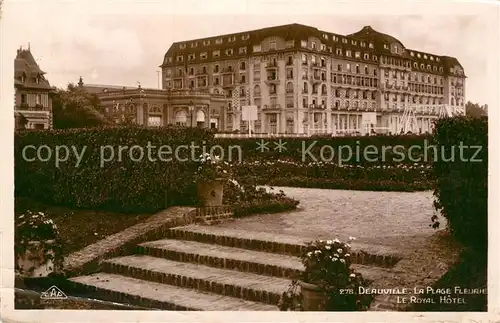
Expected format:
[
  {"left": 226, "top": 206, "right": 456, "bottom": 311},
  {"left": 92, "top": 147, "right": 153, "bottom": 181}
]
[
  {"left": 234, "top": 159, "right": 432, "bottom": 191},
  {"left": 279, "top": 238, "right": 372, "bottom": 311},
  {"left": 223, "top": 180, "right": 299, "bottom": 217},
  {"left": 15, "top": 210, "right": 63, "bottom": 277}
]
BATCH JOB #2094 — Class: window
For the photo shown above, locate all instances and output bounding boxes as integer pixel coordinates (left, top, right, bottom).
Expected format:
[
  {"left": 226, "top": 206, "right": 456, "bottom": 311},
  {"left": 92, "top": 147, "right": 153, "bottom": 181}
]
[
  {"left": 346, "top": 50, "right": 352, "bottom": 57},
  {"left": 355, "top": 64, "right": 360, "bottom": 73},
  {"left": 35, "top": 94, "right": 41, "bottom": 104},
  {"left": 383, "top": 44, "right": 389, "bottom": 49},
  {"left": 369, "top": 42, "right": 374, "bottom": 48},
  {"left": 410, "top": 52, "right": 414, "bottom": 57},
  {"left": 189, "top": 67, "right": 194, "bottom": 75},
  {"left": 200, "top": 52, "right": 207, "bottom": 59},
  {"left": 337, "top": 64, "right": 342, "bottom": 71},
  {"left": 320, "top": 44, "right": 326, "bottom": 51},
  {"left": 364, "top": 66, "right": 369, "bottom": 74},
  {"left": 322, "top": 33, "right": 328, "bottom": 39},
  {"left": 254, "top": 85, "right": 261, "bottom": 96},
  {"left": 179, "top": 43, "right": 186, "bottom": 49},
  {"left": 253, "top": 45, "right": 261, "bottom": 52},
  {"left": 286, "top": 82, "right": 294, "bottom": 93},
  {"left": 373, "top": 55, "right": 378, "bottom": 61},
  {"left": 302, "top": 53, "right": 308, "bottom": 64},
  {"left": 336, "top": 48, "right": 342, "bottom": 55},
  {"left": 311, "top": 42, "right": 317, "bottom": 50},
  {"left": 269, "top": 40, "right": 276, "bottom": 50},
  {"left": 213, "top": 64, "right": 220, "bottom": 73},
  {"left": 242, "top": 34, "right": 250, "bottom": 40},
  {"left": 166, "top": 69, "right": 172, "bottom": 77},
  {"left": 213, "top": 77, "right": 220, "bottom": 85},
  {"left": 176, "top": 55, "right": 184, "bottom": 62},
  {"left": 355, "top": 51, "right": 361, "bottom": 59},
  {"left": 351, "top": 40, "right": 357, "bottom": 45},
  {"left": 285, "top": 40, "right": 295, "bottom": 48},
  {"left": 166, "top": 57, "right": 172, "bottom": 63},
  {"left": 213, "top": 50, "right": 220, "bottom": 58},
  {"left": 228, "top": 36, "right": 236, "bottom": 42},
  {"left": 188, "top": 53, "right": 195, "bottom": 61},
  {"left": 215, "top": 38, "right": 223, "bottom": 44},
  {"left": 342, "top": 38, "right": 347, "bottom": 44},
  {"left": 225, "top": 48, "right": 233, "bottom": 56},
  {"left": 301, "top": 40, "right": 307, "bottom": 47},
  {"left": 364, "top": 53, "right": 369, "bottom": 60},
  {"left": 239, "top": 47, "right": 247, "bottom": 54},
  {"left": 191, "top": 42, "right": 198, "bottom": 48},
  {"left": 203, "top": 40, "right": 211, "bottom": 46}
]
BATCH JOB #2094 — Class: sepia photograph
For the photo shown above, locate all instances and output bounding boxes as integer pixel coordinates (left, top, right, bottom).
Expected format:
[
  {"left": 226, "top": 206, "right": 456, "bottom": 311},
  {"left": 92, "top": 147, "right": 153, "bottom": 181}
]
[{"left": 1, "top": 0, "right": 498, "bottom": 321}]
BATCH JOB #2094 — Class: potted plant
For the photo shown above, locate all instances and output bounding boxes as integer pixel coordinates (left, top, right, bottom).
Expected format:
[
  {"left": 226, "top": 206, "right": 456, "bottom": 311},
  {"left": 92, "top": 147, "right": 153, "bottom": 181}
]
[
  {"left": 15, "top": 211, "right": 63, "bottom": 277},
  {"left": 194, "top": 153, "right": 231, "bottom": 206},
  {"left": 279, "top": 237, "right": 372, "bottom": 311}
]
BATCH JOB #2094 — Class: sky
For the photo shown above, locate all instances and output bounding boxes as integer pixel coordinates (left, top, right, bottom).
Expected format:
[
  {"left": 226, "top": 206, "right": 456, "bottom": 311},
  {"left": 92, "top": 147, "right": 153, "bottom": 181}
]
[{"left": 2, "top": 0, "right": 499, "bottom": 107}]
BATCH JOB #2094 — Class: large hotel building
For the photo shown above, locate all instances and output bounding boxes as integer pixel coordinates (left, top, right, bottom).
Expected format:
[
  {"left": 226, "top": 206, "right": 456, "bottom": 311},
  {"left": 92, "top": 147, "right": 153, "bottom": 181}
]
[{"left": 161, "top": 23, "right": 466, "bottom": 135}]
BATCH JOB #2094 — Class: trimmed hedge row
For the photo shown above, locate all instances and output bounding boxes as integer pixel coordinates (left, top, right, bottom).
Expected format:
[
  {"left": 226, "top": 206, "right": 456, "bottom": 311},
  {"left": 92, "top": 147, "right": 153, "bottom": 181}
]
[
  {"left": 432, "top": 116, "right": 487, "bottom": 250},
  {"left": 215, "top": 134, "right": 434, "bottom": 165},
  {"left": 15, "top": 125, "right": 214, "bottom": 213}
]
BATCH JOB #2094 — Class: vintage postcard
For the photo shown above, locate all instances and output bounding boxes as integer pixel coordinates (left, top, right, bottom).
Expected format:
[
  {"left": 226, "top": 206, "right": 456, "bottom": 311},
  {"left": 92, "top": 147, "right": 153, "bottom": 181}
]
[{"left": 1, "top": 0, "right": 498, "bottom": 322}]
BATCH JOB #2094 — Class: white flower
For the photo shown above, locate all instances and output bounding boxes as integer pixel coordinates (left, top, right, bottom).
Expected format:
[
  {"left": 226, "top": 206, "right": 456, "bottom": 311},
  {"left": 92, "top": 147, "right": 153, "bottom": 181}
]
[
  {"left": 340, "top": 259, "right": 346, "bottom": 263},
  {"left": 326, "top": 240, "right": 333, "bottom": 244},
  {"left": 334, "top": 254, "right": 339, "bottom": 257},
  {"left": 350, "top": 273, "right": 356, "bottom": 278},
  {"left": 334, "top": 238, "right": 340, "bottom": 243},
  {"left": 325, "top": 245, "right": 331, "bottom": 250},
  {"left": 314, "top": 250, "right": 321, "bottom": 254},
  {"left": 337, "top": 248, "right": 343, "bottom": 253},
  {"left": 345, "top": 253, "right": 350, "bottom": 257},
  {"left": 348, "top": 236, "right": 356, "bottom": 241},
  {"left": 307, "top": 252, "right": 312, "bottom": 257},
  {"left": 332, "top": 257, "right": 338, "bottom": 261}
]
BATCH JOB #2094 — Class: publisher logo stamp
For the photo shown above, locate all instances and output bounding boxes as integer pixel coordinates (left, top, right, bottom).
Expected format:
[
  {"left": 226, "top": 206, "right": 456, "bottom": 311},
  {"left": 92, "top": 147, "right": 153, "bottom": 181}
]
[{"left": 40, "top": 286, "right": 67, "bottom": 300}]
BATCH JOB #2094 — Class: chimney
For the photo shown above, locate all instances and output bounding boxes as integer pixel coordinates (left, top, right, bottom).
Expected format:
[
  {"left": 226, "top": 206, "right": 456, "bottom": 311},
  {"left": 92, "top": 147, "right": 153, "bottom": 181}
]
[{"left": 78, "top": 76, "right": 84, "bottom": 87}]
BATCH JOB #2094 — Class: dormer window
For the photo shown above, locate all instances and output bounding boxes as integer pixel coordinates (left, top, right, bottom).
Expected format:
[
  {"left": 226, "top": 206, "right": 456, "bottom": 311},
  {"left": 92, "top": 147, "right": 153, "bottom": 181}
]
[
  {"left": 351, "top": 40, "right": 357, "bottom": 45},
  {"left": 301, "top": 40, "right": 307, "bottom": 47},
  {"left": 360, "top": 42, "right": 366, "bottom": 47},
  {"left": 215, "top": 38, "right": 223, "bottom": 44},
  {"left": 430, "top": 56, "right": 434, "bottom": 61},
  {"left": 228, "top": 36, "right": 236, "bottom": 42},
  {"left": 179, "top": 43, "right": 186, "bottom": 49},
  {"left": 436, "top": 57, "right": 440, "bottom": 62},
  {"left": 417, "top": 53, "right": 421, "bottom": 58},
  {"left": 410, "top": 52, "right": 414, "bottom": 57},
  {"left": 21, "top": 73, "right": 26, "bottom": 83},
  {"left": 322, "top": 33, "right": 328, "bottom": 39},
  {"left": 342, "top": 38, "right": 347, "bottom": 44},
  {"left": 191, "top": 42, "right": 198, "bottom": 48},
  {"left": 384, "top": 44, "right": 389, "bottom": 49},
  {"left": 368, "top": 42, "right": 374, "bottom": 48},
  {"left": 424, "top": 54, "right": 428, "bottom": 59},
  {"left": 242, "top": 34, "right": 250, "bottom": 40},
  {"left": 35, "top": 75, "right": 40, "bottom": 84},
  {"left": 333, "top": 36, "right": 339, "bottom": 42},
  {"left": 203, "top": 40, "right": 211, "bottom": 46}
]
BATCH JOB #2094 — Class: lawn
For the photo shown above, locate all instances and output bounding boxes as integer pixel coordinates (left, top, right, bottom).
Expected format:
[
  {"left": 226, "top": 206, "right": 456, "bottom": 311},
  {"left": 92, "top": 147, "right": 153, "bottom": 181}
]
[{"left": 15, "top": 197, "right": 154, "bottom": 257}]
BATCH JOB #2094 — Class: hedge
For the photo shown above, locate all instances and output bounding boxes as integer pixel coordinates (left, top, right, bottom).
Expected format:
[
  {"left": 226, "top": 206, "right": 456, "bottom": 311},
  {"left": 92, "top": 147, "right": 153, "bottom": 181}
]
[
  {"left": 214, "top": 134, "right": 434, "bottom": 165},
  {"left": 432, "top": 116, "right": 487, "bottom": 250},
  {"left": 15, "top": 125, "right": 215, "bottom": 213}
]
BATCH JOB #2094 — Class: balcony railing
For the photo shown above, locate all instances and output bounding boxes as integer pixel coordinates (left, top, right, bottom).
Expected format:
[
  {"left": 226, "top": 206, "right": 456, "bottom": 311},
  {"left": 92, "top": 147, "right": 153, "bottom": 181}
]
[{"left": 15, "top": 104, "right": 50, "bottom": 112}]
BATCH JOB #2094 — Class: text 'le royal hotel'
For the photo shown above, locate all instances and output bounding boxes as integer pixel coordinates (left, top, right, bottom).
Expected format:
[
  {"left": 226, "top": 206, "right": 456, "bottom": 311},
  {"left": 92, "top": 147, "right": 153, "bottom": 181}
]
[{"left": 161, "top": 23, "right": 466, "bottom": 135}]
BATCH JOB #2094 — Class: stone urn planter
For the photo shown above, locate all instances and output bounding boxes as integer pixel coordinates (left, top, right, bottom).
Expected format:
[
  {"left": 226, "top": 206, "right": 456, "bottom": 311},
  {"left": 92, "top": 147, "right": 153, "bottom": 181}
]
[
  {"left": 299, "top": 281, "right": 329, "bottom": 311},
  {"left": 17, "top": 240, "right": 57, "bottom": 277},
  {"left": 197, "top": 178, "right": 224, "bottom": 206}
]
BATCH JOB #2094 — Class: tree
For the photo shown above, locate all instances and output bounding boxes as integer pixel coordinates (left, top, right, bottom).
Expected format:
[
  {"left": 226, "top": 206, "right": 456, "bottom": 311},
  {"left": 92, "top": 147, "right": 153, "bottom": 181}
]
[
  {"left": 465, "top": 101, "right": 487, "bottom": 118},
  {"left": 52, "top": 83, "right": 113, "bottom": 129}
]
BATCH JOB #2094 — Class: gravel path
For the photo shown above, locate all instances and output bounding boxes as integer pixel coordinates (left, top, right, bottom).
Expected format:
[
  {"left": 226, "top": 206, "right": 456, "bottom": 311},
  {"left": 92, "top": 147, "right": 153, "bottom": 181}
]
[{"left": 218, "top": 187, "right": 445, "bottom": 253}]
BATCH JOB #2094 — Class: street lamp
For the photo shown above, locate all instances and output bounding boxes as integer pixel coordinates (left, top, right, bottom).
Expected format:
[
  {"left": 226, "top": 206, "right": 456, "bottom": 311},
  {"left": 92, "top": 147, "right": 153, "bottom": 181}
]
[{"left": 188, "top": 100, "right": 194, "bottom": 127}]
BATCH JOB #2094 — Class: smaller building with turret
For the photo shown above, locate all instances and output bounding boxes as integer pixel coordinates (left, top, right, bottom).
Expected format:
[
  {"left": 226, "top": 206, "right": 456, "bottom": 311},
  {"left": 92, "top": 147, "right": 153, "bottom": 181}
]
[{"left": 14, "top": 45, "right": 54, "bottom": 130}]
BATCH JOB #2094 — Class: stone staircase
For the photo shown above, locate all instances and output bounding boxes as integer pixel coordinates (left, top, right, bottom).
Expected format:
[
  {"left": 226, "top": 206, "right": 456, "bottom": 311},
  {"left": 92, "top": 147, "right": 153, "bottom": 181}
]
[{"left": 68, "top": 224, "right": 403, "bottom": 311}]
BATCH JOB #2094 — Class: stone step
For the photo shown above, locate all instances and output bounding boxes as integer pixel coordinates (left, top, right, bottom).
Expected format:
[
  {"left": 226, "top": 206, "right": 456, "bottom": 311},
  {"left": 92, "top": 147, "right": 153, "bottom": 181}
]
[
  {"left": 138, "top": 239, "right": 398, "bottom": 283},
  {"left": 69, "top": 273, "right": 277, "bottom": 311},
  {"left": 138, "top": 238, "right": 303, "bottom": 278},
  {"left": 100, "top": 255, "right": 291, "bottom": 305},
  {"left": 167, "top": 225, "right": 402, "bottom": 268}
]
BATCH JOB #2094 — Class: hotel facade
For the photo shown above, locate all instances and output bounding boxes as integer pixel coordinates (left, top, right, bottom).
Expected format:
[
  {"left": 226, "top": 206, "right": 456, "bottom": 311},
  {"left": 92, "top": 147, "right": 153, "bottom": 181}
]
[{"left": 161, "top": 24, "right": 466, "bottom": 135}]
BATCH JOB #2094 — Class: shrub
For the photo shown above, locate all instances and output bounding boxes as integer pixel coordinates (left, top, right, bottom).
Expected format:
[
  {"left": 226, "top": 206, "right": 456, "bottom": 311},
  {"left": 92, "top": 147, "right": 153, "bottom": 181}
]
[
  {"left": 15, "top": 125, "right": 215, "bottom": 213},
  {"left": 431, "top": 116, "right": 487, "bottom": 251}
]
